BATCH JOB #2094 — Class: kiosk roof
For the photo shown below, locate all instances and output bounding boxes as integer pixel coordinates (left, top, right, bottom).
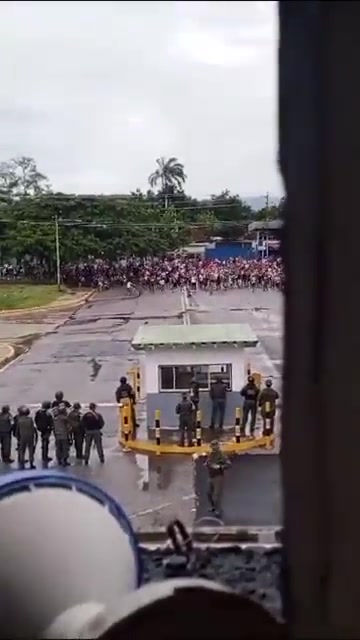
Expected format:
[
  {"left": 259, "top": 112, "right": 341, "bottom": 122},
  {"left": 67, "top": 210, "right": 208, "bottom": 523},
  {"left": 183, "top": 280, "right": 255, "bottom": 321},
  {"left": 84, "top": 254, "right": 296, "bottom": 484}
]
[{"left": 132, "top": 323, "right": 258, "bottom": 350}]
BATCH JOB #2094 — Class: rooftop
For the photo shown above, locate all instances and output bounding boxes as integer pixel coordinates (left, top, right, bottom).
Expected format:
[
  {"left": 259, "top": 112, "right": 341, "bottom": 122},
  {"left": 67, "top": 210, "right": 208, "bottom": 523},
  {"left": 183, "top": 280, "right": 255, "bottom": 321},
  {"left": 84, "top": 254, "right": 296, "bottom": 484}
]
[{"left": 132, "top": 323, "right": 258, "bottom": 350}]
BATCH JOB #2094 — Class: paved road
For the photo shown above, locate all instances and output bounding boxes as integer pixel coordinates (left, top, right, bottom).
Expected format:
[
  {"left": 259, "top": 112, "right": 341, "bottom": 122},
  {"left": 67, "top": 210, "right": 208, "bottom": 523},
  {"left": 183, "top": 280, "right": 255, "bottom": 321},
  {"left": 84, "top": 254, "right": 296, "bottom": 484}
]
[
  {"left": 0, "top": 287, "right": 283, "bottom": 530},
  {"left": 0, "top": 289, "right": 196, "bottom": 531},
  {"left": 190, "top": 288, "right": 283, "bottom": 527}
]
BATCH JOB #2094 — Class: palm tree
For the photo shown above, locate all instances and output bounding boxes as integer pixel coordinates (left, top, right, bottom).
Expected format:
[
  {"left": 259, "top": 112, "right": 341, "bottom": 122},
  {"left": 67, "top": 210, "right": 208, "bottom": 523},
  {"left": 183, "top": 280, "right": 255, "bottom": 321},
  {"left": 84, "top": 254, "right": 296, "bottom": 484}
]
[{"left": 148, "top": 157, "right": 187, "bottom": 194}]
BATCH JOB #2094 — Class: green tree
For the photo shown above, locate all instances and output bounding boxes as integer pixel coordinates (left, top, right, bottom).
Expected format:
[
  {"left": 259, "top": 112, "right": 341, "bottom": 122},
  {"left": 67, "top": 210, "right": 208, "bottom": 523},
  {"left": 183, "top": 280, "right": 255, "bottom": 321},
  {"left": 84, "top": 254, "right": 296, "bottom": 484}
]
[
  {"left": 148, "top": 157, "right": 187, "bottom": 195},
  {"left": 0, "top": 156, "right": 50, "bottom": 199}
]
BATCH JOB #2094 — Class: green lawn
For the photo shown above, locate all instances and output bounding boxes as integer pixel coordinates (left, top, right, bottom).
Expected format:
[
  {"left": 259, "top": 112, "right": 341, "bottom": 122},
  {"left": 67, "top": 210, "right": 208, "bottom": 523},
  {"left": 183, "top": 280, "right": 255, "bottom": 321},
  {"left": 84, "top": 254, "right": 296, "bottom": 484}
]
[{"left": 0, "top": 284, "right": 65, "bottom": 311}]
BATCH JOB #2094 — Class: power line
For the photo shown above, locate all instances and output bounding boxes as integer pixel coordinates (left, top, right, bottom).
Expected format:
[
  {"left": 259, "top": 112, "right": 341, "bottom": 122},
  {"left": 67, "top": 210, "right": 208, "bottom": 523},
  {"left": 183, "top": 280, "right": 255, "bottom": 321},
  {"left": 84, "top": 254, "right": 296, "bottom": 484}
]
[{"left": 0, "top": 218, "right": 263, "bottom": 229}]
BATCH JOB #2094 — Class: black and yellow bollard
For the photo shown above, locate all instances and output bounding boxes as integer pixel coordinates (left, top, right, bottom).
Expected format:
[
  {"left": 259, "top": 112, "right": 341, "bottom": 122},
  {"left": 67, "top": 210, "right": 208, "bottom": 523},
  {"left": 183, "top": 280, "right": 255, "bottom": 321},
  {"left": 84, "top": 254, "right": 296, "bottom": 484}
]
[
  {"left": 195, "top": 410, "right": 202, "bottom": 447},
  {"left": 136, "top": 367, "right": 141, "bottom": 399},
  {"left": 246, "top": 362, "right": 251, "bottom": 377},
  {"left": 155, "top": 409, "right": 161, "bottom": 447},
  {"left": 235, "top": 407, "right": 241, "bottom": 443},
  {"left": 120, "top": 400, "right": 132, "bottom": 451}
]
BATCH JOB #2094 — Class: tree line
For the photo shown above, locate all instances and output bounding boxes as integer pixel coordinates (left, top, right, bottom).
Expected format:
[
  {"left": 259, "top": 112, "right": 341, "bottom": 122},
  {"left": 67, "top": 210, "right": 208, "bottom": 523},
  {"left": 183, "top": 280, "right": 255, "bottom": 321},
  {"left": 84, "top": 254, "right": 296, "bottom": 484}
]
[{"left": 0, "top": 155, "right": 283, "bottom": 269}]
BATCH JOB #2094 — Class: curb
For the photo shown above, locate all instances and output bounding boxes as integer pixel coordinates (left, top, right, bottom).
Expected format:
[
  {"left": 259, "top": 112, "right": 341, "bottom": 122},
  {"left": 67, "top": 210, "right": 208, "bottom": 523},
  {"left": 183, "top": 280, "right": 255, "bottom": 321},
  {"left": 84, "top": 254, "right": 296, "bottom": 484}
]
[
  {"left": 0, "top": 290, "right": 95, "bottom": 318},
  {"left": 0, "top": 343, "right": 16, "bottom": 369}
]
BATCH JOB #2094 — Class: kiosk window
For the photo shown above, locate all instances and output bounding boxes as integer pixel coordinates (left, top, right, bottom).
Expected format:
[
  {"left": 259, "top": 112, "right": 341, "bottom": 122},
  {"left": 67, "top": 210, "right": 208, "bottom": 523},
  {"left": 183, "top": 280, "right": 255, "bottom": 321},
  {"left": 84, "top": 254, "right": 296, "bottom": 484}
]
[{"left": 159, "top": 364, "right": 232, "bottom": 391}]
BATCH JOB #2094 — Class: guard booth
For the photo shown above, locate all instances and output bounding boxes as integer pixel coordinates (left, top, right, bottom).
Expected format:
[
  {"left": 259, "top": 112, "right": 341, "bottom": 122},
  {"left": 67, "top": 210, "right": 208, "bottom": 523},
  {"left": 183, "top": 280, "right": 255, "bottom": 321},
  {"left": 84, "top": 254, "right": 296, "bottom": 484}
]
[{"left": 131, "top": 323, "right": 259, "bottom": 430}]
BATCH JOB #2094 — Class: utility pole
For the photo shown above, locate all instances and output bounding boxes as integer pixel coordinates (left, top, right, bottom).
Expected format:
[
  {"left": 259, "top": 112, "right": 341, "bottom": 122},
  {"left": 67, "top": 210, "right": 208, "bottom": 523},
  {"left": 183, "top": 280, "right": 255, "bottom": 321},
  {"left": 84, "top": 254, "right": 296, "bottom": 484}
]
[
  {"left": 55, "top": 215, "right": 61, "bottom": 291},
  {"left": 265, "top": 191, "right": 270, "bottom": 258}
]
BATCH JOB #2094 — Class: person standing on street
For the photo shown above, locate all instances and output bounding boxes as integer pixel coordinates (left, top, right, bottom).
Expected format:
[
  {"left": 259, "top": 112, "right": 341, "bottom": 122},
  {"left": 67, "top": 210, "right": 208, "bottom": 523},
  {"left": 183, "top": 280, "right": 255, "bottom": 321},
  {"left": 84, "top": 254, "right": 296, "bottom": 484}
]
[
  {"left": 0, "top": 405, "right": 14, "bottom": 464},
  {"left": 34, "top": 401, "right": 53, "bottom": 465},
  {"left": 51, "top": 391, "right": 71, "bottom": 410},
  {"left": 205, "top": 440, "right": 231, "bottom": 518},
  {"left": 209, "top": 376, "right": 227, "bottom": 430},
  {"left": 16, "top": 406, "right": 37, "bottom": 470},
  {"left": 176, "top": 392, "right": 194, "bottom": 446},
  {"left": 81, "top": 402, "right": 105, "bottom": 465},
  {"left": 53, "top": 404, "right": 71, "bottom": 467},
  {"left": 68, "top": 402, "right": 84, "bottom": 460},
  {"left": 258, "top": 378, "right": 279, "bottom": 436},
  {"left": 240, "top": 375, "right": 260, "bottom": 436}
]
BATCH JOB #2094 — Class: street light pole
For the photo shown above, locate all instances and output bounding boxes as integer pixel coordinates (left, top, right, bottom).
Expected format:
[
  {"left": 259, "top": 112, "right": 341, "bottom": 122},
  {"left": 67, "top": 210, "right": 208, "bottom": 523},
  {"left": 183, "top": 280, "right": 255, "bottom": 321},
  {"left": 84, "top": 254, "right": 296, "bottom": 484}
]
[
  {"left": 55, "top": 215, "right": 61, "bottom": 291},
  {"left": 265, "top": 191, "right": 270, "bottom": 258}
]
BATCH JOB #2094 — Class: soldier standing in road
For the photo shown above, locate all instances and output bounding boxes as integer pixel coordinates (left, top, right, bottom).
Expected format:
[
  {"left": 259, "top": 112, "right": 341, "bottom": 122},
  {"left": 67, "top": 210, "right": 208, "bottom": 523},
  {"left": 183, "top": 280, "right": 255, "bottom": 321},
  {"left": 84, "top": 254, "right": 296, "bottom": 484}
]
[
  {"left": 0, "top": 405, "right": 14, "bottom": 464},
  {"left": 81, "top": 402, "right": 105, "bottom": 465},
  {"left": 209, "top": 376, "right": 227, "bottom": 430},
  {"left": 51, "top": 391, "right": 71, "bottom": 410},
  {"left": 205, "top": 440, "right": 231, "bottom": 518},
  {"left": 16, "top": 406, "right": 37, "bottom": 470},
  {"left": 34, "top": 401, "right": 53, "bottom": 465},
  {"left": 240, "top": 375, "right": 260, "bottom": 436},
  {"left": 258, "top": 378, "right": 279, "bottom": 436},
  {"left": 68, "top": 402, "right": 84, "bottom": 460},
  {"left": 115, "top": 376, "right": 138, "bottom": 428},
  {"left": 176, "top": 392, "right": 194, "bottom": 446},
  {"left": 53, "top": 404, "right": 71, "bottom": 467}
]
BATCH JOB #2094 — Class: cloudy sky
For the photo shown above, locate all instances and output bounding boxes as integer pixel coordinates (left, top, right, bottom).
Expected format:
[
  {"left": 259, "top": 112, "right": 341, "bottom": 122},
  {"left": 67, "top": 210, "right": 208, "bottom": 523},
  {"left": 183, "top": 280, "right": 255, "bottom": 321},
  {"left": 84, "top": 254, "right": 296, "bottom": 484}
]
[{"left": 0, "top": 0, "right": 281, "bottom": 198}]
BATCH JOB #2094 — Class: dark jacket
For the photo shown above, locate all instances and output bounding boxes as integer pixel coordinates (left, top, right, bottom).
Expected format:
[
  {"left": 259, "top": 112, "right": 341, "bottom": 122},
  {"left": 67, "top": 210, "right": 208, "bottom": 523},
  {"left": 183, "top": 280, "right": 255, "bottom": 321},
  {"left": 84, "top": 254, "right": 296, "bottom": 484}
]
[
  {"left": 51, "top": 399, "right": 71, "bottom": 409},
  {"left": 176, "top": 399, "right": 194, "bottom": 425},
  {"left": 258, "top": 387, "right": 279, "bottom": 415},
  {"left": 16, "top": 416, "right": 36, "bottom": 441},
  {"left": 115, "top": 383, "right": 136, "bottom": 404},
  {"left": 81, "top": 410, "right": 104, "bottom": 432},
  {"left": 53, "top": 412, "right": 70, "bottom": 440},
  {"left": 189, "top": 381, "right": 200, "bottom": 402},
  {"left": 34, "top": 409, "right": 53, "bottom": 436},
  {"left": 240, "top": 383, "right": 259, "bottom": 405},
  {"left": 210, "top": 381, "right": 227, "bottom": 401},
  {"left": 0, "top": 413, "right": 13, "bottom": 436},
  {"left": 68, "top": 408, "right": 83, "bottom": 433},
  {"left": 206, "top": 450, "right": 231, "bottom": 478}
]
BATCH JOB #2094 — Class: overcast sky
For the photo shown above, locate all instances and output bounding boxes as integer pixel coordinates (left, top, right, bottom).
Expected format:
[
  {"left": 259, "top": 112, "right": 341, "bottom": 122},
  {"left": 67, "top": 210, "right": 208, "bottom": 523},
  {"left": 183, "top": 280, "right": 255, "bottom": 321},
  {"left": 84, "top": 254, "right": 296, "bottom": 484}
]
[{"left": 0, "top": 0, "right": 281, "bottom": 198}]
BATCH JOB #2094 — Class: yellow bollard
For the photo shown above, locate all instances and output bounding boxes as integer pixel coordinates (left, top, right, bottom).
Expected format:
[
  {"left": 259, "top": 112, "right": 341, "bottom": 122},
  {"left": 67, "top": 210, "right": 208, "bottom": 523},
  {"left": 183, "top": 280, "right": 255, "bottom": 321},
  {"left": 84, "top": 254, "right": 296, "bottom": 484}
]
[
  {"left": 253, "top": 371, "right": 262, "bottom": 389},
  {"left": 235, "top": 407, "right": 241, "bottom": 443},
  {"left": 155, "top": 409, "right": 161, "bottom": 447},
  {"left": 119, "top": 400, "right": 132, "bottom": 450},
  {"left": 195, "top": 410, "right": 202, "bottom": 446}
]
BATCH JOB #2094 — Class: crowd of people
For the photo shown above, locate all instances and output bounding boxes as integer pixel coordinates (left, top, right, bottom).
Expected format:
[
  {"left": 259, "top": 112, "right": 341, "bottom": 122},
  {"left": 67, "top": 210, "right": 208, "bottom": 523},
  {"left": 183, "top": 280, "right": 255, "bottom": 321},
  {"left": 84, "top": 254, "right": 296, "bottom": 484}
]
[{"left": 0, "top": 255, "right": 284, "bottom": 291}]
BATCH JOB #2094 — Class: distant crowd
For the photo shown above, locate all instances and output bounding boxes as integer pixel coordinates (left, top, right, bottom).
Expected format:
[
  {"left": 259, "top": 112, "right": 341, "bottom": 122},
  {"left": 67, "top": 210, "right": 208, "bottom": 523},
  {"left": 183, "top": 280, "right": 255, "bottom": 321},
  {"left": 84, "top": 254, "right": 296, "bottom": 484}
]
[{"left": 0, "top": 255, "right": 284, "bottom": 292}]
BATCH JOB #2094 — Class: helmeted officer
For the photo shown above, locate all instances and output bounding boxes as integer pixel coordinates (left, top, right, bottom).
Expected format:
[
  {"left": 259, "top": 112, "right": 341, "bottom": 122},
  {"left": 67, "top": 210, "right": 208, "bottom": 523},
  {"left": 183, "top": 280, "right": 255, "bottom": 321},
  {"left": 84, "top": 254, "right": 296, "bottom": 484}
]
[
  {"left": 175, "top": 392, "right": 194, "bottom": 446},
  {"left": 68, "top": 402, "right": 84, "bottom": 460},
  {"left": 240, "top": 375, "right": 260, "bottom": 436},
  {"left": 51, "top": 391, "right": 71, "bottom": 409},
  {"left": 81, "top": 402, "right": 105, "bottom": 465},
  {"left": 209, "top": 377, "right": 227, "bottom": 430},
  {"left": 34, "top": 401, "right": 53, "bottom": 464},
  {"left": 115, "top": 376, "right": 137, "bottom": 428},
  {"left": 16, "top": 406, "right": 37, "bottom": 470},
  {"left": 53, "top": 403, "right": 70, "bottom": 467},
  {"left": 258, "top": 378, "right": 279, "bottom": 435},
  {"left": 205, "top": 440, "right": 231, "bottom": 518},
  {"left": 0, "top": 405, "right": 14, "bottom": 464}
]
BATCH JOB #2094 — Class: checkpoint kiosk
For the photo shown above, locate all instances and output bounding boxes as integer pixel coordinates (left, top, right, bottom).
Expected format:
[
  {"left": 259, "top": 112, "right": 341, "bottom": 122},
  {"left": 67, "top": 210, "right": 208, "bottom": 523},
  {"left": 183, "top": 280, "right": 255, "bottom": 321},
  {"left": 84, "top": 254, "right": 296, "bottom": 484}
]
[{"left": 118, "top": 323, "right": 275, "bottom": 454}]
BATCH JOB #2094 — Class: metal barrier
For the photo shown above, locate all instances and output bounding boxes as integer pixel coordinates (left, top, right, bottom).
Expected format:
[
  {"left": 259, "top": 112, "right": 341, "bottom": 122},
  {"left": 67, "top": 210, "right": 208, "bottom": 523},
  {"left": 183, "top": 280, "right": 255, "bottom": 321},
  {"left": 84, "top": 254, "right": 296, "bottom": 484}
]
[{"left": 118, "top": 405, "right": 275, "bottom": 455}]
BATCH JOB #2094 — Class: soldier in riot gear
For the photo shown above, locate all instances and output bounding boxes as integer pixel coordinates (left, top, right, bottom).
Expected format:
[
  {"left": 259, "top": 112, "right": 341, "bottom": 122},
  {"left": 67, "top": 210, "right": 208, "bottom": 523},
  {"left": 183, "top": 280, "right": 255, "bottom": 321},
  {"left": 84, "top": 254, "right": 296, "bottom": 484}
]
[
  {"left": 258, "top": 378, "right": 279, "bottom": 435},
  {"left": 34, "top": 401, "right": 53, "bottom": 464},
  {"left": 15, "top": 406, "right": 37, "bottom": 470},
  {"left": 240, "top": 375, "right": 260, "bottom": 436},
  {"left": 205, "top": 440, "right": 231, "bottom": 518},
  {"left": 115, "top": 376, "right": 138, "bottom": 428},
  {"left": 81, "top": 402, "right": 105, "bottom": 465},
  {"left": 51, "top": 391, "right": 71, "bottom": 410},
  {"left": 176, "top": 393, "right": 194, "bottom": 446},
  {"left": 53, "top": 403, "right": 71, "bottom": 467},
  {"left": 68, "top": 402, "right": 84, "bottom": 460},
  {"left": 0, "top": 405, "right": 14, "bottom": 463}
]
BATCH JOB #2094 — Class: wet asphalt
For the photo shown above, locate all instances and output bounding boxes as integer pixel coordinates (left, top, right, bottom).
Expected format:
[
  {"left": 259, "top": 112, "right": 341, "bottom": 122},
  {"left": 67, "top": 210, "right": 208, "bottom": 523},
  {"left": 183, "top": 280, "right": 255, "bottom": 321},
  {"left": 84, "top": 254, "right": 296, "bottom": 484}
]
[{"left": 0, "top": 287, "right": 283, "bottom": 530}]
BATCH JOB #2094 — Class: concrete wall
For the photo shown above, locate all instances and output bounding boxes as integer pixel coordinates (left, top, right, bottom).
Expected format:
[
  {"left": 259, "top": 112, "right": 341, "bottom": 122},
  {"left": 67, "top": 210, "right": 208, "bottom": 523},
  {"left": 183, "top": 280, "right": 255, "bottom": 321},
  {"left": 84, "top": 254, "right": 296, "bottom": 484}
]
[{"left": 146, "top": 391, "right": 243, "bottom": 428}]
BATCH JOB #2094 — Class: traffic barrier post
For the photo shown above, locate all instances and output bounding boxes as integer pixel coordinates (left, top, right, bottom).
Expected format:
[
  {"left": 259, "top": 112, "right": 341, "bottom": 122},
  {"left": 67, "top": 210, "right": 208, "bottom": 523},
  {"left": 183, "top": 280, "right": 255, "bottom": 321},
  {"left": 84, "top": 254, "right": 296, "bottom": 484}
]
[
  {"left": 155, "top": 409, "right": 161, "bottom": 447},
  {"left": 235, "top": 407, "right": 241, "bottom": 443},
  {"left": 195, "top": 410, "right": 202, "bottom": 446},
  {"left": 119, "top": 400, "right": 132, "bottom": 451},
  {"left": 136, "top": 367, "right": 141, "bottom": 399}
]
